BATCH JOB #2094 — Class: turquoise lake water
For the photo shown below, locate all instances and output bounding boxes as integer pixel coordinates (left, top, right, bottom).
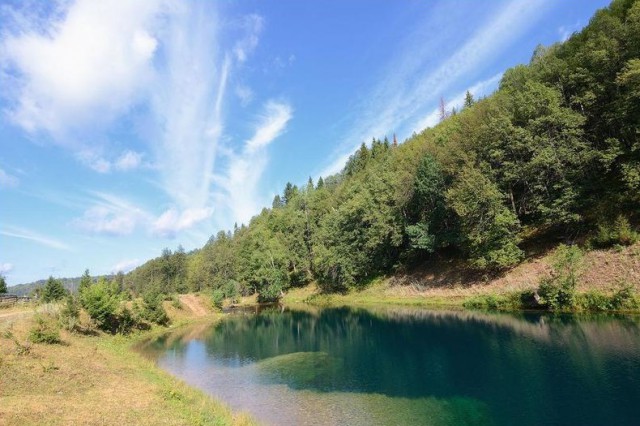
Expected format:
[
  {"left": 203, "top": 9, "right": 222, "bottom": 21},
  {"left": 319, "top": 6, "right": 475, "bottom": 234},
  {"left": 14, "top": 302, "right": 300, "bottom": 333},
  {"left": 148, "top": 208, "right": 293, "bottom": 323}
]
[{"left": 139, "top": 306, "right": 640, "bottom": 425}]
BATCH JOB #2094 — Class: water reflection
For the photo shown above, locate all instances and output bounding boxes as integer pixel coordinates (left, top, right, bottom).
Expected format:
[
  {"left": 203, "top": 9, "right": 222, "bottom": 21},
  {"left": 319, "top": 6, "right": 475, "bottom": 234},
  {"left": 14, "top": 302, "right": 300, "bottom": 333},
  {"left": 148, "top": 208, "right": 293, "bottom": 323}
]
[{"left": 139, "top": 306, "right": 640, "bottom": 426}]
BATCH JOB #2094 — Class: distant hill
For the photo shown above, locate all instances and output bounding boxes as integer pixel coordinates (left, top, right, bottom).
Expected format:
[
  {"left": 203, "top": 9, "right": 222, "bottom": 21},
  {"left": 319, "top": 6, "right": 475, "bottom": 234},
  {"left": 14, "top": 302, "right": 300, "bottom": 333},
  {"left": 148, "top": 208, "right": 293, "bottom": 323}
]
[{"left": 8, "top": 275, "right": 115, "bottom": 297}]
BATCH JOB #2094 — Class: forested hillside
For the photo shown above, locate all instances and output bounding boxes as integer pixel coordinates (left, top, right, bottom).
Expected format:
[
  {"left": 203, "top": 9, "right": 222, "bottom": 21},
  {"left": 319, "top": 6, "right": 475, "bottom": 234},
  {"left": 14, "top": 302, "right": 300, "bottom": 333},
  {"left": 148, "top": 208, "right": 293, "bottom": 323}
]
[{"left": 125, "top": 0, "right": 640, "bottom": 302}]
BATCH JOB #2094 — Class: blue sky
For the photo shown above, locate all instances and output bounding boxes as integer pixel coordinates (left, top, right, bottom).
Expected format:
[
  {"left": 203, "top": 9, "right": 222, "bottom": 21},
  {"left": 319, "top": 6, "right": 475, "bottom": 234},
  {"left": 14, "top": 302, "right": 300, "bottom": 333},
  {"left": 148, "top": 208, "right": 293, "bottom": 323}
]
[{"left": 0, "top": 0, "right": 611, "bottom": 285}]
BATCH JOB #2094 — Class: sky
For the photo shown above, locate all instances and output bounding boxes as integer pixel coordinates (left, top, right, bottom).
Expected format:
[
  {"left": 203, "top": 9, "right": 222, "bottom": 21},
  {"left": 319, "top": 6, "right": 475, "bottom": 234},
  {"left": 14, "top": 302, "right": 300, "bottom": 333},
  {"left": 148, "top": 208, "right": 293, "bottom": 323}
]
[{"left": 0, "top": 0, "right": 611, "bottom": 285}]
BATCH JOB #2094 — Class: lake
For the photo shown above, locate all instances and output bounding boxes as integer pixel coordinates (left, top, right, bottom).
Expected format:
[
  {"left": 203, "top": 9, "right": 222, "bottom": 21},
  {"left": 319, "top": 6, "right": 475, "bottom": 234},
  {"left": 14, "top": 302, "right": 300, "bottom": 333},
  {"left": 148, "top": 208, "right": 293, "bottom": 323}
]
[{"left": 138, "top": 306, "right": 640, "bottom": 425}]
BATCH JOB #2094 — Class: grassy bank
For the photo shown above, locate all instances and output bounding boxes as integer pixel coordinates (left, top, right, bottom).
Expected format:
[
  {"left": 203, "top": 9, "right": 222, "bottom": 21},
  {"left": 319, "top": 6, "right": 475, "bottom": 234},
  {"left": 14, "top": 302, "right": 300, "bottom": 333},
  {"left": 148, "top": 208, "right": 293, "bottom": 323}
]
[
  {"left": 282, "top": 243, "right": 640, "bottom": 313},
  {"left": 0, "top": 300, "right": 254, "bottom": 426}
]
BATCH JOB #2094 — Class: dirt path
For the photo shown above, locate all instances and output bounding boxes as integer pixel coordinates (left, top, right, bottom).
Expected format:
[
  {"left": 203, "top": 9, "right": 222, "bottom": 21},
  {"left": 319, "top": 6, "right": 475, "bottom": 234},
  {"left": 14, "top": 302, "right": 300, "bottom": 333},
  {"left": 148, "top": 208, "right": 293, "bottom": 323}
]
[
  {"left": 0, "top": 308, "right": 32, "bottom": 323},
  {"left": 178, "top": 294, "right": 209, "bottom": 317}
]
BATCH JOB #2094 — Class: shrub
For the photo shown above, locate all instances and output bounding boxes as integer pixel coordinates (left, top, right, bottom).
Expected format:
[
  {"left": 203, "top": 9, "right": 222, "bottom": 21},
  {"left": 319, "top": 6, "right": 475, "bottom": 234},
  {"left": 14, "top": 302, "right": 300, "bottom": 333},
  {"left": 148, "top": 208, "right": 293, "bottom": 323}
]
[
  {"left": 170, "top": 295, "right": 182, "bottom": 310},
  {"left": 59, "top": 295, "right": 81, "bottom": 332},
  {"left": 590, "top": 215, "right": 638, "bottom": 248},
  {"left": 41, "top": 276, "right": 67, "bottom": 303},
  {"left": 257, "top": 280, "right": 283, "bottom": 303},
  {"left": 29, "top": 316, "right": 61, "bottom": 344},
  {"left": 463, "top": 292, "right": 526, "bottom": 311},
  {"left": 80, "top": 281, "right": 119, "bottom": 331},
  {"left": 115, "top": 307, "right": 137, "bottom": 334},
  {"left": 140, "top": 292, "right": 169, "bottom": 326},
  {"left": 223, "top": 280, "right": 242, "bottom": 303},
  {"left": 578, "top": 291, "right": 611, "bottom": 311},
  {"left": 537, "top": 244, "right": 582, "bottom": 311},
  {"left": 610, "top": 282, "right": 638, "bottom": 310},
  {"left": 211, "top": 289, "right": 225, "bottom": 310}
]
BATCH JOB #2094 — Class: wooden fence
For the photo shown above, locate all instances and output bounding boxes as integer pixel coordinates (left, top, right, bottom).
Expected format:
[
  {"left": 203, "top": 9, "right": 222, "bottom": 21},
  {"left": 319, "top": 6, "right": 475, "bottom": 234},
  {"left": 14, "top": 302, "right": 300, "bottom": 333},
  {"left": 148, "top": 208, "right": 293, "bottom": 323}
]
[{"left": 0, "top": 295, "right": 31, "bottom": 305}]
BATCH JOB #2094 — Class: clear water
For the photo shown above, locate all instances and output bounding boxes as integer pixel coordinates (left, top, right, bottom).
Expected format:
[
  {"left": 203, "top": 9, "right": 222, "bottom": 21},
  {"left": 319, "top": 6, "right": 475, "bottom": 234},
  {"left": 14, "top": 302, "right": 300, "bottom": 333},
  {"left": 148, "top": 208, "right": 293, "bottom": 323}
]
[{"left": 139, "top": 306, "right": 640, "bottom": 425}]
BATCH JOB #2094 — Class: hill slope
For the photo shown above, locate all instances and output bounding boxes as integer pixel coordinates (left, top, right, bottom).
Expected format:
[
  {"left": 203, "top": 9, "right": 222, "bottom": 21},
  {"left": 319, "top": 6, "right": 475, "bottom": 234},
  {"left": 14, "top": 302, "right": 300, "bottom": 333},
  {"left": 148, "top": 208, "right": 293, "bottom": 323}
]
[{"left": 124, "top": 0, "right": 640, "bottom": 305}]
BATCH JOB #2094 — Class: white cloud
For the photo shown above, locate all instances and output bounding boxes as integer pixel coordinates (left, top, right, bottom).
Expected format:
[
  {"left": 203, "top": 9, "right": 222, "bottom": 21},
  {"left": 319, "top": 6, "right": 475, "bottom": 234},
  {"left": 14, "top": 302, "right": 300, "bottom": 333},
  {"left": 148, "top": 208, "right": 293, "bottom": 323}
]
[
  {"left": 72, "top": 191, "right": 212, "bottom": 237},
  {"left": 319, "top": 0, "right": 549, "bottom": 178},
  {"left": 245, "top": 102, "right": 293, "bottom": 153},
  {"left": 0, "top": 263, "right": 13, "bottom": 274},
  {"left": 72, "top": 191, "right": 151, "bottom": 236},
  {"left": 1, "top": 0, "right": 166, "bottom": 138},
  {"left": 77, "top": 149, "right": 144, "bottom": 173},
  {"left": 558, "top": 22, "right": 581, "bottom": 42},
  {"left": 214, "top": 100, "right": 292, "bottom": 225},
  {"left": 152, "top": 207, "right": 213, "bottom": 238},
  {"left": 412, "top": 72, "right": 503, "bottom": 133},
  {"left": 233, "top": 14, "right": 264, "bottom": 63},
  {"left": 114, "top": 150, "right": 143, "bottom": 171},
  {"left": 111, "top": 258, "right": 141, "bottom": 274},
  {"left": 0, "top": 225, "right": 71, "bottom": 250},
  {"left": 0, "top": 167, "right": 19, "bottom": 188},
  {"left": 3, "top": 2, "right": 275, "bottom": 235},
  {"left": 73, "top": 205, "right": 138, "bottom": 236},
  {"left": 235, "top": 84, "right": 254, "bottom": 106},
  {"left": 151, "top": 4, "right": 228, "bottom": 211}
]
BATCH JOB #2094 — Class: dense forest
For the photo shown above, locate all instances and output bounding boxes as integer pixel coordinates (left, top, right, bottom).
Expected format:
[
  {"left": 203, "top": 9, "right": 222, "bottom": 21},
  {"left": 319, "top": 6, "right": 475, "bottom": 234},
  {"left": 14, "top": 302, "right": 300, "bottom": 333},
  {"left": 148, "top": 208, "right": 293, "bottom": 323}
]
[{"left": 124, "top": 0, "right": 640, "bottom": 302}]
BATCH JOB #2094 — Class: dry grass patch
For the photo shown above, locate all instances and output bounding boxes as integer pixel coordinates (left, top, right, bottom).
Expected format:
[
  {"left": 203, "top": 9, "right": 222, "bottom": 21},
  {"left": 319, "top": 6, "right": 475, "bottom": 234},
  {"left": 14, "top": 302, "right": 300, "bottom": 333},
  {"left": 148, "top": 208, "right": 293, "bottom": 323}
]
[{"left": 0, "top": 312, "right": 254, "bottom": 426}]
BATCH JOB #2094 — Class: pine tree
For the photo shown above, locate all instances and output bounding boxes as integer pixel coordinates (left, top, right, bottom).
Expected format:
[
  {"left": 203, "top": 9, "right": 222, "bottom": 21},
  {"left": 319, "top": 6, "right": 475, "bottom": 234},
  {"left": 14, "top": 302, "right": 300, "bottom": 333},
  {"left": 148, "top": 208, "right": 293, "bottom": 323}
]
[
  {"left": 79, "top": 269, "right": 92, "bottom": 294},
  {"left": 0, "top": 275, "right": 7, "bottom": 294},
  {"left": 464, "top": 90, "right": 475, "bottom": 108},
  {"left": 283, "top": 182, "right": 298, "bottom": 205},
  {"left": 272, "top": 194, "right": 283, "bottom": 209},
  {"left": 41, "top": 276, "right": 66, "bottom": 302},
  {"left": 317, "top": 177, "right": 325, "bottom": 189}
]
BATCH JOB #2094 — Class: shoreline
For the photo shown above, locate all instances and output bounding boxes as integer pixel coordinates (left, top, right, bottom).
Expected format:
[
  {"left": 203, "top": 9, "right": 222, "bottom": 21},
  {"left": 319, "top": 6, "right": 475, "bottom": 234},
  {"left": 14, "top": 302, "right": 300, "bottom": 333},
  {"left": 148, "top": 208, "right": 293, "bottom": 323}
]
[{"left": 0, "top": 304, "right": 254, "bottom": 426}]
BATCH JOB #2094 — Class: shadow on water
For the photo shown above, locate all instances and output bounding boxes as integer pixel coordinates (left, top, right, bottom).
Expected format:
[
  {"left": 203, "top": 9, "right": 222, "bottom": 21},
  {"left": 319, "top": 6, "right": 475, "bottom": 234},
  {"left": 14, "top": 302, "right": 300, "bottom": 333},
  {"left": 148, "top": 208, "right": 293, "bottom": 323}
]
[{"left": 139, "top": 306, "right": 640, "bottom": 426}]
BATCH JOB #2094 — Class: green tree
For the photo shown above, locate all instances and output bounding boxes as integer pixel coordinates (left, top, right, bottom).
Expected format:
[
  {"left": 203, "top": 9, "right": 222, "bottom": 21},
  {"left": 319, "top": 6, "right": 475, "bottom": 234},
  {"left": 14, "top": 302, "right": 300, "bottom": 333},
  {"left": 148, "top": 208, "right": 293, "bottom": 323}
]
[
  {"left": 538, "top": 245, "right": 583, "bottom": 310},
  {"left": 463, "top": 90, "right": 475, "bottom": 108},
  {"left": 446, "top": 167, "right": 523, "bottom": 270},
  {"left": 406, "top": 154, "right": 455, "bottom": 253},
  {"left": 80, "top": 279, "right": 119, "bottom": 331},
  {"left": 41, "top": 276, "right": 67, "bottom": 302},
  {"left": 0, "top": 275, "right": 7, "bottom": 294},
  {"left": 78, "top": 269, "right": 92, "bottom": 294}
]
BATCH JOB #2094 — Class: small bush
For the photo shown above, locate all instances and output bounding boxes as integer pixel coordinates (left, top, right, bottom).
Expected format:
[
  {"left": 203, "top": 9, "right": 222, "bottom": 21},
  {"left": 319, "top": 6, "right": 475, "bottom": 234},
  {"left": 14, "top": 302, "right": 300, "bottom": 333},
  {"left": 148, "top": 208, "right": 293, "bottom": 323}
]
[
  {"left": 115, "top": 307, "right": 137, "bottom": 334},
  {"left": 170, "top": 295, "right": 183, "bottom": 310},
  {"left": 578, "top": 291, "right": 611, "bottom": 311},
  {"left": 140, "top": 292, "right": 169, "bottom": 326},
  {"left": 223, "top": 280, "right": 242, "bottom": 304},
  {"left": 211, "top": 289, "right": 225, "bottom": 310},
  {"left": 59, "top": 295, "right": 81, "bottom": 332},
  {"left": 80, "top": 281, "right": 119, "bottom": 331},
  {"left": 537, "top": 244, "right": 582, "bottom": 311},
  {"left": 590, "top": 215, "right": 638, "bottom": 248},
  {"left": 29, "top": 316, "right": 62, "bottom": 344},
  {"left": 257, "top": 281, "right": 283, "bottom": 303},
  {"left": 463, "top": 292, "right": 527, "bottom": 311},
  {"left": 610, "top": 282, "right": 638, "bottom": 310}
]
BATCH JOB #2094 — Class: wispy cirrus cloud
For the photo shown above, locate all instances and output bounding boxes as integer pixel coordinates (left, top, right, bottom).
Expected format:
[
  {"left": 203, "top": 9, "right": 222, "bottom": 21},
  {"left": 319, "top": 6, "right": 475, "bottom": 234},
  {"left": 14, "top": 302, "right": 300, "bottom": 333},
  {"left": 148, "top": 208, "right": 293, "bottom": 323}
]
[
  {"left": 71, "top": 191, "right": 151, "bottom": 236},
  {"left": 214, "top": 101, "right": 292, "bottom": 226},
  {"left": 77, "top": 149, "right": 145, "bottom": 174},
  {"left": 2, "top": 1, "right": 274, "bottom": 235},
  {"left": 0, "top": 225, "right": 71, "bottom": 251},
  {"left": 411, "top": 72, "right": 503, "bottom": 133},
  {"left": 0, "top": 167, "right": 19, "bottom": 188},
  {"left": 111, "top": 258, "right": 141, "bottom": 274},
  {"left": 152, "top": 207, "right": 214, "bottom": 238},
  {"left": 319, "top": 0, "right": 549, "bottom": 178},
  {"left": 0, "top": 262, "right": 13, "bottom": 274},
  {"left": 71, "top": 191, "right": 213, "bottom": 238}
]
